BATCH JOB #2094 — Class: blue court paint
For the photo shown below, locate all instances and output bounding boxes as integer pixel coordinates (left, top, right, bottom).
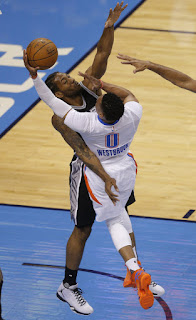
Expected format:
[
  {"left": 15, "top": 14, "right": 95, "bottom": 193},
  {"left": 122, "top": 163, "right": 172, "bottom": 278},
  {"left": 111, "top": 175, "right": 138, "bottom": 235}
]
[
  {"left": 0, "top": 0, "right": 145, "bottom": 137},
  {"left": 23, "top": 263, "right": 173, "bottom": 320},
  {"left": 0, "top": 204, "right": 195, "bottom": 320}
]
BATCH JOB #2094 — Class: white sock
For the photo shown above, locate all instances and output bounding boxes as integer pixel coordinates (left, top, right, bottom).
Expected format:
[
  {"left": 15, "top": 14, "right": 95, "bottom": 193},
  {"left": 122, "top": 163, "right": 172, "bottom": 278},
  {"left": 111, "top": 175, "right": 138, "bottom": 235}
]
[{"left": 126, "top": 258, "right": 140, "bottom": 272}]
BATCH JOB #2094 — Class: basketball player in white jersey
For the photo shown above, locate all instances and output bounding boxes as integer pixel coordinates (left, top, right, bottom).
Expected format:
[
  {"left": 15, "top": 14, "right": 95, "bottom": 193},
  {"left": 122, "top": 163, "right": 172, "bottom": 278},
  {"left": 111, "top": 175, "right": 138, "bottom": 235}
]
[{"left": 25, "top": 62, "right": 169, "bottom": 311}]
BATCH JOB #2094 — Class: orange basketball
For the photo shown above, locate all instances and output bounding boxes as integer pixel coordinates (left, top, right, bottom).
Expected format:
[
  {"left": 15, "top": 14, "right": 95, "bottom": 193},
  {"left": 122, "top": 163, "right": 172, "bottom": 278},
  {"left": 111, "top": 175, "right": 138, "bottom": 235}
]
[{"left": 26, "top": 38, "right": 58, "bottom": 70}]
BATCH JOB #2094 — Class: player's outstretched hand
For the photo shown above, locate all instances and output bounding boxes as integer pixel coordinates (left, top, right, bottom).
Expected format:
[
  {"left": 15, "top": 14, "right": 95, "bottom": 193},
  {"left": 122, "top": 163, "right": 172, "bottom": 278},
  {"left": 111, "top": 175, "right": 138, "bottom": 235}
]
[
  {"left": 78, "top": 71, "right": 102, "bottom": 91},
  {"left": 105, "top": 2, "right": 128, "bottom": 28},
  {"left": 23, "top": 49, "right": 40, "bottom": 77},
  {"left": 105, "top": 177, "right": 119, "bottom": 205},
  {"left": 117, "top": 53, "right": 150, "bottom": 73}
]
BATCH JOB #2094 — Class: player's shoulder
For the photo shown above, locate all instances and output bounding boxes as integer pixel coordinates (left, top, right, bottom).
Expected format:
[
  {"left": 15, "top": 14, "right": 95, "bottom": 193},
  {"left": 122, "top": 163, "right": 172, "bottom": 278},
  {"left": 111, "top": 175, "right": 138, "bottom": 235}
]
[{"left": 124, "top": 100, "right": 143, "bottom": 119}]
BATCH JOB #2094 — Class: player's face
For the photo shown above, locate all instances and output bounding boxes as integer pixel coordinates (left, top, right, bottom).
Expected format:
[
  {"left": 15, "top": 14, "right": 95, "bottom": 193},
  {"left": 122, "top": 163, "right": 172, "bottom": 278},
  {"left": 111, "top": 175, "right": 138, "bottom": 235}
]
[{"left": 54, "top": 72, "right": 81, "bottom": 96}]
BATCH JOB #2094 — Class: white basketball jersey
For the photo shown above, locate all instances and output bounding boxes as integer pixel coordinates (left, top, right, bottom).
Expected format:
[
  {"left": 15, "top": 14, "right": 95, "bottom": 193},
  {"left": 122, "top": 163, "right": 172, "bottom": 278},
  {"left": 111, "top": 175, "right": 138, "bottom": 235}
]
[{"left": 64, "top": 101, "right": 142, "bottom": 165}]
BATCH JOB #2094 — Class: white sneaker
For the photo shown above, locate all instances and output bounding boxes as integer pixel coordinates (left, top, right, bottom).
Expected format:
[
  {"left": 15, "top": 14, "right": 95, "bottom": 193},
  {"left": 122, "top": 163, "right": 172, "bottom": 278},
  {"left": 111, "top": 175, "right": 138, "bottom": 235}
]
[
  {"left": 149, "top": 281, "right": 165, "bottom": 297},
  {"left": 57, "top": 282, "right": 94, "bottom": 315}
]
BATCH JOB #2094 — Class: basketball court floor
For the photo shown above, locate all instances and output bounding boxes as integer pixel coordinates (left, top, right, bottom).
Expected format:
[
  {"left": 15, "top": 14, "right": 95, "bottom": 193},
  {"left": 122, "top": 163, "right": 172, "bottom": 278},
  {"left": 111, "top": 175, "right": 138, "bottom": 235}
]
[{"left": 0, "top": 1, "right": 196, "bottom": 319}]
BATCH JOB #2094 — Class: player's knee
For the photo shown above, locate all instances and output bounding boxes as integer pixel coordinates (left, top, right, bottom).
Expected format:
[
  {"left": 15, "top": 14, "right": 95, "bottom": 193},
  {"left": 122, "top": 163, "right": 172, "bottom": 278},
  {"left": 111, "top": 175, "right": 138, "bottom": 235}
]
[{"left": 75, "top": 225, "right": 92, "bottom": 242}]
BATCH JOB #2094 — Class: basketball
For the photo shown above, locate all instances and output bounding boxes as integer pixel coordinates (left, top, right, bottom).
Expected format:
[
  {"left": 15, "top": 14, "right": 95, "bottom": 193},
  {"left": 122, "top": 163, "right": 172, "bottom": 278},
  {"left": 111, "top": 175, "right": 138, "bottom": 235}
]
[{"left": 26, "top": 38, "right": 58, "bottom": 70}]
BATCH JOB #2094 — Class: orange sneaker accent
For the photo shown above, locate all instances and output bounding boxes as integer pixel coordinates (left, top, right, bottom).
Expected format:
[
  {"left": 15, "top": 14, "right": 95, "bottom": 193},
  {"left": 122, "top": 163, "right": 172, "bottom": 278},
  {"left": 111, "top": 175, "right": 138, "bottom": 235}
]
[
  {"left": 123, "top": 267, "right": 136, "bottom": 288},
  {"left": 132, "top": 269, "right": 154, "bottom": 310},
  {"left": 123, "top": 261, "right": 143, "bottom": 288}
]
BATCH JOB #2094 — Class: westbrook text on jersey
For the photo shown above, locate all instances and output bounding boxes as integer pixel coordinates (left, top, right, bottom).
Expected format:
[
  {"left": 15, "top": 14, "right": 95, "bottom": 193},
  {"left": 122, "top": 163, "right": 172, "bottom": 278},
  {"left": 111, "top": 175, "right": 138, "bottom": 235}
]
[{"left": 97, "top": 143, "right": 129, "bottom": 157}]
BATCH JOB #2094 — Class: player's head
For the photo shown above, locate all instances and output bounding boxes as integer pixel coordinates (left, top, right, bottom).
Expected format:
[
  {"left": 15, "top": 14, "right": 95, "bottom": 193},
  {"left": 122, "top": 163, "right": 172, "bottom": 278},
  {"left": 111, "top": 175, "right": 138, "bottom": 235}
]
[
  {"left": 96, "top": 93, "right": 124, "bottom": 122},
  {"left": 45, "top": 72, "right": 81, "bottom": 99}
]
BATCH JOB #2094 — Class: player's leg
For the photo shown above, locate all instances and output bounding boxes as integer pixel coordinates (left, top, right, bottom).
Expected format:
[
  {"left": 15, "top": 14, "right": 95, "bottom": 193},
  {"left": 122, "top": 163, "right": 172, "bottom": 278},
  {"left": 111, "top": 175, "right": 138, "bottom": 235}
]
[
  {"left": 124, "top": 204, "right": 165, "bottom": 297},
  {"left": 57, "top": 163, "right": 95, "bottom": 315},
  {"left": 105, "top": 210, "right": 154, "bottom": 310},
  {"left": 64, "top": 224, "right": 92, "bottom": 283}
]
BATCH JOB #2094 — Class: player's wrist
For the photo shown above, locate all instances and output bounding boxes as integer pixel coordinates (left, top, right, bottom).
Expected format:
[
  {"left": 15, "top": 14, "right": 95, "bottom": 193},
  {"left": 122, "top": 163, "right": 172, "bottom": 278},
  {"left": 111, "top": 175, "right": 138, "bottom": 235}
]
[
  {"left": 30, "top": 72, "right": 37, "bottom": 79},
  {"left": 99, "top": 79, "right": 104, "bottom": 89},
  {"left": 102, "top": 172, "right": 111, "bottom": 182},
  {"left": 146, "top": 61, "right": 154, "bottom": 70}
]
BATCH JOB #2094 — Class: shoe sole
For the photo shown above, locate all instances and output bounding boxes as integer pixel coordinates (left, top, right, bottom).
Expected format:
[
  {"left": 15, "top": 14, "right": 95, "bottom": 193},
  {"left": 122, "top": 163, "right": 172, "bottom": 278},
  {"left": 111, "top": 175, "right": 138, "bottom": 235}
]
[
  {"left": 56, "top": 292, "right": 92, "bottom": 316},
  {"left": 138, "top": 274, "right": 154, "bottom": 310}
]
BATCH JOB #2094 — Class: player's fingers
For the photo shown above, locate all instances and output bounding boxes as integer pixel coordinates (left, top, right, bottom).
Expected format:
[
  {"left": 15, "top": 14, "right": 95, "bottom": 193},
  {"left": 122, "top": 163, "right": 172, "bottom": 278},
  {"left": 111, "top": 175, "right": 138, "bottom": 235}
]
[
  {"left": 122, "top": 3, "right": 128, "bottom": 10},
  {"left": 117, "top": 55, "right": 130, "bottom": 61},
  {"left": 107, "top": 8, "right": 112, "bottom": 18},
  {"left": 112, "top": 181, "right": 119, "bottom": 192},
  {"left": 111, "top": 196, "right": 119, "bottom": 206},
  {"left": 78, "top": 71, "right": 84, "bottom": 77},
  {"left": 78, "top": 71, "right": 89, "bottom": 79},
  {"left": 117, "top": 53, "right": 135, "bottom": 61},
  {"left": 108, "top": 194, "right": 119, "bottom": 205},
  {"left": 23, "top": 49, "right": 27, "bottom": 62},
  {"left": 120, "top": 61, "right": 132, "bottom": 64},
  {"left": 134, "top": 67, "right": 144, "bottom": 73}
]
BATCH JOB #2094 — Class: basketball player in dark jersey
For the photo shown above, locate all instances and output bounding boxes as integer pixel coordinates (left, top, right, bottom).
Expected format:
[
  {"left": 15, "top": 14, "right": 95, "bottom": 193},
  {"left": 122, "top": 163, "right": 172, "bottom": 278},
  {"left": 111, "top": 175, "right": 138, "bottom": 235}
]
[{"left": 42, "top": 3, "right": 130, "bottom": 315}]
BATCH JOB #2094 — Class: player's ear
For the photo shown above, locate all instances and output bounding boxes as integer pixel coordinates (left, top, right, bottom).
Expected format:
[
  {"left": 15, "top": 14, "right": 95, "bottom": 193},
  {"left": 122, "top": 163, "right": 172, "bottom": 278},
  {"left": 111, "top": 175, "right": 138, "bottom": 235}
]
[{"left": 55, "top": 91, "right": 64, "bottom": 99}]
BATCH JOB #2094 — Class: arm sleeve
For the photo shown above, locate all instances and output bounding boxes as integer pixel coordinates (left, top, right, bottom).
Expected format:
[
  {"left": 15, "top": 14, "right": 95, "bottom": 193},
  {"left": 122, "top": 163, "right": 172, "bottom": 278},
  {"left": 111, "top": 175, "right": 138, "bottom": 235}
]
[
  {"left": 33, "top": 76, "right": 72, "bottom": 118},
  {"left": 33, "top": 75, "right": 92, "bottom": 133}
]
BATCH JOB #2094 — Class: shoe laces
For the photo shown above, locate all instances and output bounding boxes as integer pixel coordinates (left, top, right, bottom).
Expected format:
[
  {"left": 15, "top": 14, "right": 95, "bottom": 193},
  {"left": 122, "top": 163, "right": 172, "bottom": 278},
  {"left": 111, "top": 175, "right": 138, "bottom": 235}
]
[{"left": 73, "top": 287, "right": 86, "bottom": 306}]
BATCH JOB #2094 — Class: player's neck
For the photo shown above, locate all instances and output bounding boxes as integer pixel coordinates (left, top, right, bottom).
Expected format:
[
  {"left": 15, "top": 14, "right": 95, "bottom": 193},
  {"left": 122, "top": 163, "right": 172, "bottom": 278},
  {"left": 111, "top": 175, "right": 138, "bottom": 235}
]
[{"left": 99, "top": 115, "right": 116, "bottom": 124}]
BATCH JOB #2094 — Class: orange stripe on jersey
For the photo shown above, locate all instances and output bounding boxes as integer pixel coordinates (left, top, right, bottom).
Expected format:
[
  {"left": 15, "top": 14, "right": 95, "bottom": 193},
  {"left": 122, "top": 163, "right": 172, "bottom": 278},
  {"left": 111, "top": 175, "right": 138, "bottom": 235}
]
[
  {"left": 83, "top": 168, "right": 102, "bottom": 205},
  {"left": 128, "top": 152, "right": 138, "bottom": 174}
]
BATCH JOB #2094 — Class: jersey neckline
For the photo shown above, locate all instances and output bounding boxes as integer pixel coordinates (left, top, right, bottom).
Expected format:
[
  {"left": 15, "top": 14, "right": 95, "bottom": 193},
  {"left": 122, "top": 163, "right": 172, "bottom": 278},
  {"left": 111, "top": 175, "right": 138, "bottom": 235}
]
[{"left": 98, "top": 115, "right": 119, "bottom": 126}]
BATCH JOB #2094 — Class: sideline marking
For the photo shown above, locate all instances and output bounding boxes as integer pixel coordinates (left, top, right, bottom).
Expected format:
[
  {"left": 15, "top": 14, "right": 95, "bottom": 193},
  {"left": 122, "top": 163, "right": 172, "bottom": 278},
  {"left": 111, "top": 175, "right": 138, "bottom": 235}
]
[
  {"left": 119, "top": 26, "right": 196, "bottom": 35},
  {"left": 183, "top": 209, "right": 195, "bottom": 219},
  {"left": 23, "top": 262, "right": 173, "bottom": 319},
  {"left": 1, "top": 204, "right": 195, "bottom": 223}
]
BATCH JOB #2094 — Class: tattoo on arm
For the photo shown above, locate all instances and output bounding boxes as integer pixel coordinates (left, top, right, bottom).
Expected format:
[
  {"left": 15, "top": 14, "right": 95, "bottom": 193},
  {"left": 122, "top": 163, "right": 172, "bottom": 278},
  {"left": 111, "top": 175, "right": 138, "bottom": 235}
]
[{"left": 52, "top": 120, "right": 107, "bottom": 180}]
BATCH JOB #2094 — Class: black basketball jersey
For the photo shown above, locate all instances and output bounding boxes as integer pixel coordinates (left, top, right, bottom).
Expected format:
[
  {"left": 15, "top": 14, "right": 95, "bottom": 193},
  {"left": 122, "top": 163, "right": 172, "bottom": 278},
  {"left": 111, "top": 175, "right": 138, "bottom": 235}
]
[{"left": 72, "top": 82, "right": 98, "bottom": 113}]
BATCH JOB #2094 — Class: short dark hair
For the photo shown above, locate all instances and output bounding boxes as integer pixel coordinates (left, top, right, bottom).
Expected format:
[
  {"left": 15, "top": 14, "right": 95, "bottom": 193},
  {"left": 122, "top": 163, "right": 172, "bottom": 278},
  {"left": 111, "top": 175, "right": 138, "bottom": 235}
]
[
  {"left": 102, "top": 92, "right": 124, "bottom": 121},
  {"left": 45, "top": 72, "right": 59, "bottom": 94}
]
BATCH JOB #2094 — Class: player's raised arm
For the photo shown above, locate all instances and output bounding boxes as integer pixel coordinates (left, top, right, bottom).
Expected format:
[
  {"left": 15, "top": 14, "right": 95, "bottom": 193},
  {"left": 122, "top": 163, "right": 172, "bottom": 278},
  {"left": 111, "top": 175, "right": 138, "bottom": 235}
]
[
  {"left": 78, "top": 71, "right": 138, "bottom": 103},
  {"left": 83, "top": 2, "right": 128, "bottom": 93},
  {"left": 117, "top": 53, "right": 196, "bottom": 93},
  {"left": 24, "top": 51, "right": 119, "bottom": 204}
]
